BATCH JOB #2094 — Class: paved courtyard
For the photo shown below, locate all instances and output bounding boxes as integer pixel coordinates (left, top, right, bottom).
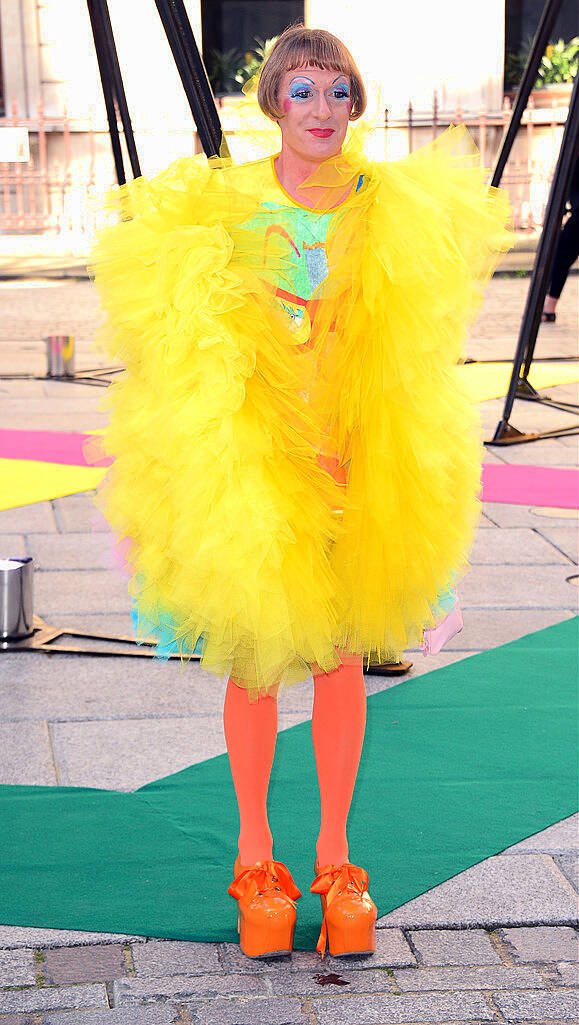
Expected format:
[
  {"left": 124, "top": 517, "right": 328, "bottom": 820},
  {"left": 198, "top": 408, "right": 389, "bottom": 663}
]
[{"left": 0, "top": 271, "right": 577, "bottom": 1022}]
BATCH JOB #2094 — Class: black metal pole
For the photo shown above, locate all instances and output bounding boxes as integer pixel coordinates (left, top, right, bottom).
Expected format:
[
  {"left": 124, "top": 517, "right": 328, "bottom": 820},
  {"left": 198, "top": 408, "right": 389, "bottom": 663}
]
[
  {"left": 154, "top": 0, "right": 230, "bottom": 159},
  {"left": 93, "top": 0, "right": 142, "bottom": 180},
  {"left": 86, "top": 0, "right": 128, "bottom": 185},
  {"left": 492, "top": 69, "right": 579, "bottom": 441},
  {"left": 491, "top": 0, "right": 564, "bottom": 188}
]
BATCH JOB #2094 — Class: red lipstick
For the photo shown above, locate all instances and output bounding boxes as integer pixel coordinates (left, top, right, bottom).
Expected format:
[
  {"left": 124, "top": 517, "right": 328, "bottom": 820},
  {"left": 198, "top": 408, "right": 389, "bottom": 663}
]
[{"left": 307, "top": 128, "right": 335, "bottom": 138}]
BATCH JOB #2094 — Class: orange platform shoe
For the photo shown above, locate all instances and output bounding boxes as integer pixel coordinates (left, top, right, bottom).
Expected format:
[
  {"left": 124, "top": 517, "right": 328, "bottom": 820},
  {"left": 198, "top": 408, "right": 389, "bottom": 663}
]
[
  {"left": 228, "top": 856, "right": 302, "bottom": 958},
  {"left": 310, "top": 859, "right": 377, "bottom": 959}
]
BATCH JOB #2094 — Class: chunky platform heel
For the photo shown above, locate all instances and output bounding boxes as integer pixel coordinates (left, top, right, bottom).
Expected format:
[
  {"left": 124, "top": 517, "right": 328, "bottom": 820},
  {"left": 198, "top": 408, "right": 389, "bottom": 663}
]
[
  {"left": 228, "top": 856, "right": 302, "bottom": 958},
  {"left": 310, "top": 859, "right": 377, "bottom": 959}
]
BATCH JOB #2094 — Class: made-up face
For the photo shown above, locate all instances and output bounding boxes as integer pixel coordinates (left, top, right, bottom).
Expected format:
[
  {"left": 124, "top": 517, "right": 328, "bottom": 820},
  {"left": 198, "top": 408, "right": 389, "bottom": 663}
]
[{"left": 276, "top": 64, "right": 352, "bottom": 163}]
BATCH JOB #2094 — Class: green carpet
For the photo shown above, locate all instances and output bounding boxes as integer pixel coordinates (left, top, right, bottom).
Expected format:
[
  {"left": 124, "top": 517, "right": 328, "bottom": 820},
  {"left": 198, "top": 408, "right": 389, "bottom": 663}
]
[{"left": 1, "top": 618, "right": 577, "bottom": 950}]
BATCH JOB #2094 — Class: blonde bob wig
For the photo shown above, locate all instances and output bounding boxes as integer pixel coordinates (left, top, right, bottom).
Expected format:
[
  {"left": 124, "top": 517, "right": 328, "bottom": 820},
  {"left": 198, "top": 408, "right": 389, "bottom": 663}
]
[{"left": 257, "top": 25, "right": 367, "bottom": 122}]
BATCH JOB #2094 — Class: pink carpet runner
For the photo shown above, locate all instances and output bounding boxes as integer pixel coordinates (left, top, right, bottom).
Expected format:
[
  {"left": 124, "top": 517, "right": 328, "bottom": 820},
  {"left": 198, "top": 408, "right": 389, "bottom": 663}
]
[
  {"left": 0, "top": 429, "right": 111, "bottom": 467},
  {"left": 1, "top": 429, "right": 577, "bottom": 509},
  {"left": 481, "top": 462, "right": 578, "bottom": 509}
]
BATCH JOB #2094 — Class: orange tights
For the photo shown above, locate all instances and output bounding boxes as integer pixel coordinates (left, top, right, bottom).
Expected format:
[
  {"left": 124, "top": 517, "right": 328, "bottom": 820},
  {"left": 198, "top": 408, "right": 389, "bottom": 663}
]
[{"left": 223, "top": 653, "right": 367, "bottom": 867}]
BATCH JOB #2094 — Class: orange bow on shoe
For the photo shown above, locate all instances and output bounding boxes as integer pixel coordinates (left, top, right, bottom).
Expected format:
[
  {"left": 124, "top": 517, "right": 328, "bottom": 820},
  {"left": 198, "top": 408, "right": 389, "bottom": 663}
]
[
  {"left": 228, "top": 858, "right": 302, "bottom": 959},
  {"left": 310, "top": 861, "right": 377, "bottom": 959}
]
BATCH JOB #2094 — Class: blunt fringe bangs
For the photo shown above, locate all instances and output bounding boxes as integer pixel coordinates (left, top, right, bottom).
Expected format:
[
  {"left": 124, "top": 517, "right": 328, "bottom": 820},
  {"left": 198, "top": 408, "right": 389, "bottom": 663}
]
[{"left": 257, "top": 25, "right": 367, "bottom": 122}]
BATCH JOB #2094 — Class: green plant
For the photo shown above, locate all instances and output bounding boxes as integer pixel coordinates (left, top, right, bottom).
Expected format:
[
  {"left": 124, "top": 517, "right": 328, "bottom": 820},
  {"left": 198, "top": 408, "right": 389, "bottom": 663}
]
[
  {"left": 207, "top": 47, "right": 243, "bottom": 94},
  {"left": 505, "top": 35, "right": 579, "bottom": 90},
  {"left": 235, "top": 36, "right": 279, "bottom": 87},
  {"left": 537, "top": 37, "right": 579, "bottom": 85}
]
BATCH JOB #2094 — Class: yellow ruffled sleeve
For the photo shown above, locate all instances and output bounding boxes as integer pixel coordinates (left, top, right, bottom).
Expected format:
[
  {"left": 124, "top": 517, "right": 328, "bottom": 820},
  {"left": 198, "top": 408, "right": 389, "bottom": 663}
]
[
  {"left": 303, "top": 124, "right": 515, "bottom": 660},
  {"left": 87, "top": 154, "right": 346, "bottom": 699}
]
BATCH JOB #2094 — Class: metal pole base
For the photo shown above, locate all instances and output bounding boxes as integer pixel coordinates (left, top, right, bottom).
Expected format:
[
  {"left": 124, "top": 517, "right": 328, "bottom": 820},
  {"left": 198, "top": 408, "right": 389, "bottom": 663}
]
[
  {"left": 488, "top": 420, "right": 579, "bottom": 445},
  {"left": 363, "top": 659, "right": 413, "bottom": 676},
  {"left": 3, "top": 615, "right": 414, "bottom": 675},
  {"left": 1, "top": 614, "right": 199, "bottom": 659},
  {"left": 0, "top": 369, "right": 120, "bottom": 388}
]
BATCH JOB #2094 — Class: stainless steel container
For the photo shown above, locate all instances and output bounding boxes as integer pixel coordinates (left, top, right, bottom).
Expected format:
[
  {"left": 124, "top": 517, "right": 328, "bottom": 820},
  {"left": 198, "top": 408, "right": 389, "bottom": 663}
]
[
  {"left": 45, "top": 335, "right": 75, "bottom": 377},
  {"left": 0, "top": 557, "right": 33, "bottom": 641}
]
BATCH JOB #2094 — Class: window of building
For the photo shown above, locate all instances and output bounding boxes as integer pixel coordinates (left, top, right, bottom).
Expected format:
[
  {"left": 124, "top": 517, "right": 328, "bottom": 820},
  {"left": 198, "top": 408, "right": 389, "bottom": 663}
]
[
  {"left": 505, "top": 0, "right": 579, "bottom": 91},
  {"left": 202, "top": 0, "right": 304, "bottom": 95}
]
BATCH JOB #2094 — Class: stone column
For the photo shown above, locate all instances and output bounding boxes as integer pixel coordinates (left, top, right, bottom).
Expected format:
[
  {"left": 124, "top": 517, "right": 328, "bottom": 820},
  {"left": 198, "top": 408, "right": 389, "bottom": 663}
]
[{"left": 1, "top": 0, "right": 41, "bottom": 117}]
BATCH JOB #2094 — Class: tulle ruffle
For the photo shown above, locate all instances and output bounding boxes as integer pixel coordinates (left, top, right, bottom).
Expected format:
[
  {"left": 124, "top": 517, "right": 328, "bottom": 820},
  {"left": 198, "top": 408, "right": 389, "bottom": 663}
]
[{"left": 87, "top": 124, "right": 514, "bottom": 699}]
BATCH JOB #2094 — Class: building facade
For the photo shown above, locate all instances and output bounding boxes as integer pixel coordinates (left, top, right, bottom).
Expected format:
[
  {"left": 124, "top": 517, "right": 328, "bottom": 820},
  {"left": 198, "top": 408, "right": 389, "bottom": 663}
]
[{"left": 0, "top": 0, "right": 576, "bottom": 233}]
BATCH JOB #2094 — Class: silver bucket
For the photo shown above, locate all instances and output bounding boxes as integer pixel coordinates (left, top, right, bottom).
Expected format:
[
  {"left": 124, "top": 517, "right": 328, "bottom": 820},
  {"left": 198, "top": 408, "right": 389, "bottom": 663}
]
[
  {"left": 0, "top": 557, "right": 34, "bottom": 641},
  {"left": 45, "top": 335, "right": 75, "bottom": 377}
]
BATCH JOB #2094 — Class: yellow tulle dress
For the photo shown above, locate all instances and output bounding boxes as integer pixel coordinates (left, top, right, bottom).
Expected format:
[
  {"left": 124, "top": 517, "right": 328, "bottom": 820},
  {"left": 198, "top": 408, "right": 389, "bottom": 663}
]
[{"left": 87, "top": 122, "right": 514, "bottom": 700}]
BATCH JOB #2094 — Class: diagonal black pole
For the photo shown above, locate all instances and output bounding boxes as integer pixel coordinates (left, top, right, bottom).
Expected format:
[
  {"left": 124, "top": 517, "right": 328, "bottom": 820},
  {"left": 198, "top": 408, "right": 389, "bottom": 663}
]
[
  {"left": 490, "top": 0, "right": 564, "bottom": 189},
  {"left": 86, "top": 0, "right": 133, "bottom": 185},
  {"left": 154, "top": 0, "right": 230, "bottom": 160},
  {"left": 87, "top": 0, "right": 142, "bottom": 184},
  {"left": 92, "top": 0, "right": 142, "bottom": 181},
  {"left": 486, "top": 0, "right": 579, "bottom": 444},
  {"left": 492, "top": 69, "right": 579, "bottom": 443}
]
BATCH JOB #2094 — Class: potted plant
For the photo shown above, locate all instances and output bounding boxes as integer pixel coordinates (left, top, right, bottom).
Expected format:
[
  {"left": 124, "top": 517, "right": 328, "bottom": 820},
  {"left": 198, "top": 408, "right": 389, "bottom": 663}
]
[
  {"left": 505, "top": 35, "right": 578, "bottom": 107},
  {"left": 207, "top": 47, "right": 244, "bottom": 96},
  {"left": 235, "top": 37, "right": 279, "bottom": 89},
  {"left": 207, "top": 36, "right": 278, "bottom": 98}
]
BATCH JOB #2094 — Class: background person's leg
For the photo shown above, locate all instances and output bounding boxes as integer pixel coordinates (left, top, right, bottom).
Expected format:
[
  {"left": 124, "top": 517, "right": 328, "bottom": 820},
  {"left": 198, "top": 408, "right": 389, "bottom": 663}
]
[
  {"left": 543, "top": 159, "right": 579, "bottom": 318},
  {"left": 546, "top": 211, "right": 579, "bottom": 304},
  {"left": 223, "top": 677, "right": 279, "bottom": 865},
  {"left": 311, "top": 653, "right": 367, "bottom": 867}
]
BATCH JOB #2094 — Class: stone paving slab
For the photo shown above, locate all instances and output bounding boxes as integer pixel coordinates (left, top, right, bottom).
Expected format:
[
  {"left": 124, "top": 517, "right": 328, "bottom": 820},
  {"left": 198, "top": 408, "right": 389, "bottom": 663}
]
[
  {"left": 0, "top": 985, "right": 107, "bottom": 1015},
  {"left": 4, "top": 415, "right": 108, "bottom": 432},
  {"left": 480, "top": 400, "right": 579, "bottom": 444},
  {"left": 0, "top": 654, "right": 227, "bottom": 724},
  {"left": 555, "top": 433, "right": 579, "bottom": 448},
  {"left": 0, "top": 927, "right": 146, "bottom": 949},
  {"left": 555, "top": 962, "right": 579, "bottom": 986},
  {"left": 485, "top": 440, "right": 579, "bottom": 467},
  {"left": 26, "top": 534, "right": 118, "bottom": 572},
  {"left": 34, "top": 570, "right": 131, "bottom": 616},
  {"left": 2, "top": 399, "right": 107, "bottom": 418},
  {"left": 41, "top": 945, "right": 128, "bottom": 985},
  {"left": 467, "top": 527, "right": 573, "bottom": 565},
  {"left": 310, "top": 990, "right": 495, "bottom": 1023},
  {"left": 0, "top": 1008, "right": 183, "bottom": 1025},
  {"left": 0, "top": 950, "right": 36, "bottom": 987},
  {"left": 41, "top": 381, "right": 108, "bottom": 399},
  {"left": 187, "top": 996, "right": 307, "bottom": 1024},
  {"left": 493, "top": 989, "right": 579, "bottom": 1021},
  {"left": 364, "top": 650, "right": 483, "bottom": 684},
  {"left": 50, "top": 717, "right": 228, "bottom": 790},
  {"left": 533, "top": 527, "right": 579, "bottom": 565},
  {"left": 265, "top": 968, "right": 396, "bottom": 995},
  {"left": 406, "top": 929, "right": 502, "bottom": 966},
  {"left": 499, "top": 927, "right": 579, "bottom": 963},
  {"left": 478, "top": 409, "right": 575, "bottom": 449},
  {"left": 0, "top": 504, "right": 57, "bottom": 534},
  {"left": 482, "top": 502, "right": 579, "bottom": 529},
  {"left": 502, "top": 816, "right": 579, "bottom": 855},
  {"left": 131, "top": 940, "right": 223, "bottom": 978},
  {"left": 390, "top": 964, "right": 547, "bottom": 992},
  {"left": 556, "top": 855, "right": 579, "bottom": 892},
  {"left": 456, "top": 563, "right": 576, "bottom": 608},
  {"left": 40, "top": 613, "right": 138, "bottom": 639},
  {"left": 51, "top": 498, "right": 111, "bottom": 535},
  {"left": 222, "top": 929, "right": 417, "bottom": 973},
  {"left": 0, "top": 722, "right": 56, "bottom": 785},
  {"left": 113, "top": 971, "right": 268, "bottom": 1003},
  {"left": 377, "top": 854, "right": 579, "bottom": 929},
  {"left": 0, "top": 536, "right": 27, "bottom": 557},
  {"left": 421, "top": 608, "right": 576, "bottom": 651}
]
